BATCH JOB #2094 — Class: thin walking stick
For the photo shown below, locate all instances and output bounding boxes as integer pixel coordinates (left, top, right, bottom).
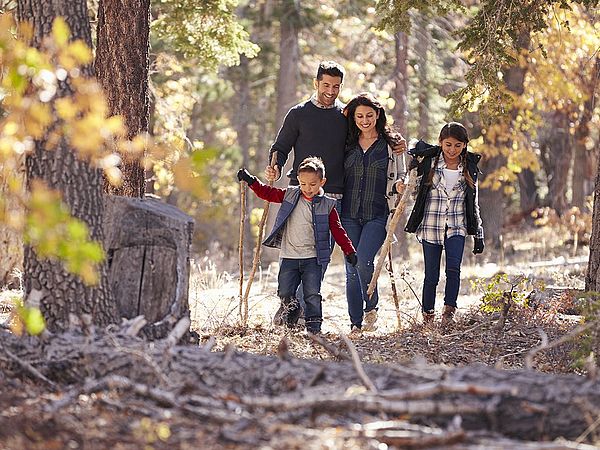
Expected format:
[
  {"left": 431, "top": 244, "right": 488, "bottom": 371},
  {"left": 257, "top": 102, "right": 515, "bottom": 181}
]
[
  {"left": 240, "top": 153, "right": 278, "bottom": 327},
  {"left": 238, "top": 182, "right": 247, "bottom": 323},
  {"left": 386, "top": 248, "right": 402, "bottom": 330},
  {"left": 367, "top": 168, "right": 417, "bottom": 299}
]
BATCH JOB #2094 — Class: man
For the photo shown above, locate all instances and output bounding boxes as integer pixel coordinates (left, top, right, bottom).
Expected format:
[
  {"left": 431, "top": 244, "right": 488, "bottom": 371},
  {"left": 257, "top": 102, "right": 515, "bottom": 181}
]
[{"left": 265, "top": 60, "right": 406, "bottom": 327}]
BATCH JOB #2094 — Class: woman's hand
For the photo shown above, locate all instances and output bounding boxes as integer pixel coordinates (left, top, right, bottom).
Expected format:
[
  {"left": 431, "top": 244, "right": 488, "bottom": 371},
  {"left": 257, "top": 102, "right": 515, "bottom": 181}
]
[{"left": 391, "top": 135, "right": 407, "bottom": 154}]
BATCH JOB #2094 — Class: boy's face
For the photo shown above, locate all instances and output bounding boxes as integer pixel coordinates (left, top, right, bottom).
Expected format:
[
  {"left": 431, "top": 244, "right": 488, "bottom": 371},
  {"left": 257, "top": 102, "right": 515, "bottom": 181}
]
[{"left": 298, "top": 171, "right": 326, "bottom": 199}]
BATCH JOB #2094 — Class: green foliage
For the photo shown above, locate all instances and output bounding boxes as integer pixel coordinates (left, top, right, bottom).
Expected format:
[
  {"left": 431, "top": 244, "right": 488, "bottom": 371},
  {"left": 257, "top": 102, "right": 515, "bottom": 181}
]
[
  {"left": 11, "top": 298, "right": 46, "bottom": 336},
  {"left": 377, "top": 0, "right": 600, "bottom": 121},
  {"left": 152, "top": 0, "right": 259, "bottom": 71},
  {"left": 472, "top": 273, "right": 532, "bottom": 313}
]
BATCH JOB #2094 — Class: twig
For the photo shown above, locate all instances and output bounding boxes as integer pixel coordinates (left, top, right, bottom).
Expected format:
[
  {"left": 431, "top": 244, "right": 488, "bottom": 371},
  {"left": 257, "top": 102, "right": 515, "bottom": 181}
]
[
  {"left": 368, "top": 169, "right": 417, "bottom": 298},
  {"left": 0, "top": 345, "right": 57, "bottom": 390},
  {"left": 340, "top": 334, "right": 378, "bottom": 393},
  {"left": 525, "top": 321, "right": 596, "bottom": 369},
  {"left": 241, "top": 152, "right": 277, "bottom": 327},
  {"left": 202, "top": 336, "right": 216, "bottom": 352},
  {"left": 238, "top": 182, "right": 246, "bottom": 324},
  {"left": 576, "top": 413, "right": 600, "bottom": 443},
  {"left": 386, "top": 249, "right": 402, "bottom": 330},
  {"left": 122, "top": 315, "right": 147, "bottom": 337},
  {"left": 308, "top": 333, "right": 350, "bottom": 361}
]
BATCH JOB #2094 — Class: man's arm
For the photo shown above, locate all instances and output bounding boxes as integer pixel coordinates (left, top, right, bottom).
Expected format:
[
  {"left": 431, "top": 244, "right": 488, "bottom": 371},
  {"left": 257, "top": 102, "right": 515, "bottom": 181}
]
[
  {"left": 266, "top": 108, "right": 299, "bottom": 182},
  {"left": 328, "top": 208, "right": 356, "bottom": 255},
  {"left": 249, "top": 180, "right": 286, "bottom": 203}
]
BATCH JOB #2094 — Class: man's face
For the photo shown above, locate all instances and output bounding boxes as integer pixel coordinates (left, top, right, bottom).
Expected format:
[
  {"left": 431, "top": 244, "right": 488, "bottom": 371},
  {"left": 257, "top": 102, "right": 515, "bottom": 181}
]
[{"left": 314, "top": 74, "right": 342, "bottom": 107}]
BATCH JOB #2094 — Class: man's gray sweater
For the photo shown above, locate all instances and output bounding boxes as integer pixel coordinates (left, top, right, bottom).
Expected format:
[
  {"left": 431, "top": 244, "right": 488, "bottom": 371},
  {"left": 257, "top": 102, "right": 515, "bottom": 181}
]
[{"left": 269, "top": 100, "right": 348, "bottom": 194}]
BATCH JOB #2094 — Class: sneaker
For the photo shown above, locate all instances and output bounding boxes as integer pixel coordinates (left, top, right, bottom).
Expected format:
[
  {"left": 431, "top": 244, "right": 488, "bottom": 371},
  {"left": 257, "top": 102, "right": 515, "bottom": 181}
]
[
  {"left": 348, "top": 325, "right": 362, "bottom": 338},
  {"left": 362, "top": 309, "right": 378, "bottom": 332}
]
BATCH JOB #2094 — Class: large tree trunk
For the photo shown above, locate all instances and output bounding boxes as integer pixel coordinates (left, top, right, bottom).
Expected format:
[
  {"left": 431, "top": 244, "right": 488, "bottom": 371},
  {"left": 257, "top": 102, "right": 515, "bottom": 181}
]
[
  {"left": 17, "top": 0, "right": 117, "bottom": 331},
  {"left": 264, "top": 0, "right": 300, "bottom": 264},
  {"left": 587, "top": 156, "right": 600, "bottom": 291},
  {"left": 517, "top": 170, "right": 539, "bottom": 212},
  {"left": 392, "top": 32, "right": 409, "bottom": 136},
  {"left": 414, "top": 14, "right": 430, "bottom": 138},
  {"left": 95, "top": 0, "right": 149, "bottom": 197}
]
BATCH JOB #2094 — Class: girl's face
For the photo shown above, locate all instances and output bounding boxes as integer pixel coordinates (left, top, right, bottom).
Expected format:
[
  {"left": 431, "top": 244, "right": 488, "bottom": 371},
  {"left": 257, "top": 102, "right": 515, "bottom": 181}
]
[
  {"left": 354, "top": 105, "right": 379, "bottom": 135},
  {"left": 440, "top": 136, "right": 466, "bottom": 166}
]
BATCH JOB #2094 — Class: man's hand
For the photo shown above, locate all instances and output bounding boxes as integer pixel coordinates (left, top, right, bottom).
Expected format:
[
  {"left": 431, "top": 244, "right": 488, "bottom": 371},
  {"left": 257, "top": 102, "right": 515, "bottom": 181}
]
[
  {"left": 391, "top": 135, "right": 407, "bottom": 155},
  {"left": 345, "top": 252, "right": 358, "bottom": 267},
  {"left": 264, "top": 164, "right": 280, "bottom": 183},
  {"left": 237, "top": 168, "right": 256, "bottom": 186},
  {"left": 473, "top": 238, "right": 485, "bottom": 255}
]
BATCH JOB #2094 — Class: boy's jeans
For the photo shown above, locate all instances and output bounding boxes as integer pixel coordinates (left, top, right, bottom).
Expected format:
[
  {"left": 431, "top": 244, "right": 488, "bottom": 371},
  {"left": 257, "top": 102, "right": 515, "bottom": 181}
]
[
  {"left": 295, "top": 198, "right": 342, "bottom": 314},
  {"left": 278, "top": 257, "right": 323, "bottom": 332},
  {"left": 422, "top": 235, "right": 465, "bottom": 313},
  {"left": 341, "top": 215, "right": 387, "bottom": 328}
]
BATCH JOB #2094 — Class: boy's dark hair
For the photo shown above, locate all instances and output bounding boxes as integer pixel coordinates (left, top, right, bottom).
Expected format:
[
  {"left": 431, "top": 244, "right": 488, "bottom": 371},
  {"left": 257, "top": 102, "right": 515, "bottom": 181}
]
[
  {"left": 298, "top": 156, "right": 326, "bottom": 179},
  {"left": 316, "top": 61, "right": 345, "bottom": 82}
]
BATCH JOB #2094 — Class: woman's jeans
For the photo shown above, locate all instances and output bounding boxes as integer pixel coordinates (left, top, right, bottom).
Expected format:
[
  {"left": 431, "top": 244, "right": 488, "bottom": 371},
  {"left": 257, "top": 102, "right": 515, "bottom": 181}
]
[
  {"left": 422, "top": 235, "right": 465, "bottom": 313},
  {"left": 342, "top": 215, "right": 387, "bottom": 327},
  {"left": 278, "top": 257, "right": 323, "bottom": 332}
]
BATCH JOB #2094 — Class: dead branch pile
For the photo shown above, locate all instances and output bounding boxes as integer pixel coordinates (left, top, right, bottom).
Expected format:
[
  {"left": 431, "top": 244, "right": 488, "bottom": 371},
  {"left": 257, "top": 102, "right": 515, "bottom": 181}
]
[{"left": 1, "top": 317, "right": 599, "bottom": 449}]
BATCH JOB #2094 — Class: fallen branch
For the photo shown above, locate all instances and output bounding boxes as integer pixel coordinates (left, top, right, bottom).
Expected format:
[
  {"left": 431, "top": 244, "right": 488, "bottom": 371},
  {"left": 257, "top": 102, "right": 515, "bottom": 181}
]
[
  {"left": 367, "top": 169, "right": 417, "bottom": 298},
  {"left": 0, "top": 344, "right": 57, "bottom": 390},
  {"left": 340, "top": 333, "right": 378, "bottom": 393}
]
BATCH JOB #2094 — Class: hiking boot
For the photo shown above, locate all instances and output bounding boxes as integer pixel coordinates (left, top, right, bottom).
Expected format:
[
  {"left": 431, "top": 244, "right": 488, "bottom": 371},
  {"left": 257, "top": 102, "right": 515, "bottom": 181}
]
[
  {"left": 362, "top": 309, "right": 378, "bottom": 332},
  {"left": 441, "top": 305, "right": 456, "bottom": 327},
  {"left": 349, "top": 325, "right": 362, "bottom": 338},
  {"left": 422, "top": 310, "right": 435, "bottom": 325}
]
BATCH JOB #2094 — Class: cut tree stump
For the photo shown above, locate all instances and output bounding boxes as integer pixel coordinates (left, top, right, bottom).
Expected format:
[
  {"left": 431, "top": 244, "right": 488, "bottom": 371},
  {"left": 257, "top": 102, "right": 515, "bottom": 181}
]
[{"left": 103, "top": 195, "right": 194, "bottom": 340}]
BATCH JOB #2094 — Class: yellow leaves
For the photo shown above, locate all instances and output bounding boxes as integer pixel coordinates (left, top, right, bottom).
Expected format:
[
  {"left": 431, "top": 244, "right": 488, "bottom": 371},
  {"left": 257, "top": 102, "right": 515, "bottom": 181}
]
[
  {"left": 11, "top": 299, "right": 46, "bottom": 336},
  {"left": 52, "top": 17, "right": 70, "bottom": 46}
]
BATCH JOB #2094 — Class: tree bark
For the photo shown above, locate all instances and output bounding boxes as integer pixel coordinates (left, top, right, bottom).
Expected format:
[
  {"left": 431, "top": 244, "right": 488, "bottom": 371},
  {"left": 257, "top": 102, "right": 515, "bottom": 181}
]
[
  {"left": 414, "top": 14, "right": 430, "bottom": 138},
  {"left": 392, "top": 31, "right": 409, "bottom": 136},
  {"left": 586, "top": 147, "right": 600, "bottom": 291},
  {"left": 517, "top": 169, "right": 539, "bottom": 212},
  {"left": 17, "top": 0, "right": 117, "bottom": 331},
  {"left": 539, "top": 111, "right": 571, "bottom": 214},
  {"left": 95, "top": 0, "right": 149, "bottom": 197}
]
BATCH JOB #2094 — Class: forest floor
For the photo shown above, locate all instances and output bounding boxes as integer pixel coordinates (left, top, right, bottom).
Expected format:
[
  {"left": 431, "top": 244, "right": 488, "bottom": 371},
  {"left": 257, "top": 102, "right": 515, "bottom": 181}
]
[
  {"left": 190, "top": 222, "right": 589, "bottom": 373},
  {"left": 1, "top": 220, "right": 598, "bottom": 449}
]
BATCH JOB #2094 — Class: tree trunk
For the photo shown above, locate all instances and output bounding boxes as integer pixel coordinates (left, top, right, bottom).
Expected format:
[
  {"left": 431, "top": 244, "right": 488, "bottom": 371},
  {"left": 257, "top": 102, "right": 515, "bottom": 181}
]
[
  {"left": 17, "top": 0, "right": 117, "bottom": 331},
  {"left": 0, "top": 157, "right": 24, "bottom": 288},
  {"left": 265, "top": 0, "right": 300, "bottom": 264},
  {"left": 586, "top": 156, "right": 600, "bottom": 291},
  {"left": 517, "top": 169, "right": 539, "bottom": 213},
  {"left": 539, "top": 111, "right": 571, "bottom": 214},
  {"left": 392, "top": 32, "right": 409, "bottom": 136},
  {"left": 95, "top": 0, "right": 149, "bottom": 197},
  {"left": 414, "top": 14, "right": 430, "bottom": 138}
]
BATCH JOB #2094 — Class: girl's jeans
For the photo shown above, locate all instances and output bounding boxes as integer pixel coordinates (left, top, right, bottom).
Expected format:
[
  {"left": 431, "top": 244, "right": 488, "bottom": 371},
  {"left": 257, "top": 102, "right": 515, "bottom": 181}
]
[
  {"left": 278, "top": 257, "right": 323, "bottom": 332},
  {"left": 421, "top": 234, "right": 465, "bottom": 313},
  {"left": 341, "top": 215, "right": 387, "bottom": 328}
]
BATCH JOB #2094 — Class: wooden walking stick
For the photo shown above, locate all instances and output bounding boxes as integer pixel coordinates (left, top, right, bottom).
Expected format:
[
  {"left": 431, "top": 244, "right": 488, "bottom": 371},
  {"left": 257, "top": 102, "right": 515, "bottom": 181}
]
[
  {"left": 386, "top": 248, "right": 402, "bottom": 330},
  {"left": 238, "top": 182, "right": 247, "bottom": 323},
  {"left": 240, "top": 153, "right": 278, "bottom": 327},
  {"left": 367, "top": 168, "right": 417, "bottom": 299}
]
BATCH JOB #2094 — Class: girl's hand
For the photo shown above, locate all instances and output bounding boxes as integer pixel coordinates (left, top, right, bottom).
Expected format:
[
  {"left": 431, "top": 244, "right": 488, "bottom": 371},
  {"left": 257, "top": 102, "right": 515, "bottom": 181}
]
[{"left": 473, "top": 238, "right": 485, "bottom": 254}]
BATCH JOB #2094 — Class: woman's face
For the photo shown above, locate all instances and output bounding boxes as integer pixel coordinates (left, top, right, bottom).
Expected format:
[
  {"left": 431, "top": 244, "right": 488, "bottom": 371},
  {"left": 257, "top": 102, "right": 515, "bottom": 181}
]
[
  {"left": 353, "top": 105, "right": 379, "bottom": 135},
  {"left": 440, "top": 136, "right": 466, "bottom": 166}
]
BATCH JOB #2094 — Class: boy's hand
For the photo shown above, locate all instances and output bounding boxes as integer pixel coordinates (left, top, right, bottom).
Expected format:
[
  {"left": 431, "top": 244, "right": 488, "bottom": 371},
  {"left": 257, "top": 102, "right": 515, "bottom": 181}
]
[
  {"left": 473, "top": 238, "right": 485, "bottom": 255},
  {"left": 264, "top": 165, "right": 280, "bottom": 182},
  {"left": 345, "top": 252, "right": 358, "bottom": 267},
  {"left": 237, "top": 168, "right": 256, "bottom": 186}
]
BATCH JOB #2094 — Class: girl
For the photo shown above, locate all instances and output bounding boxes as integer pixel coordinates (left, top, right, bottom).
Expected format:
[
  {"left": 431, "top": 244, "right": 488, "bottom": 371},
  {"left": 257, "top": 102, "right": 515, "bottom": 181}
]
[
  {"left": 405, "top": 122, "right": 484, "bottom": 326},
  {"left": 342, "top": 93, "right": 406, "bottom": 335}
]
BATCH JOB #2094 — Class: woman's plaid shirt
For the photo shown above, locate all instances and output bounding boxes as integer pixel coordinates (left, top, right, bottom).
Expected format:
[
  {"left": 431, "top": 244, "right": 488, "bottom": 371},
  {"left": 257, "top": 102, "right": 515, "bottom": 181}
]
[{"left": 416, "top": 156, "right": 484, "bottom": 245}]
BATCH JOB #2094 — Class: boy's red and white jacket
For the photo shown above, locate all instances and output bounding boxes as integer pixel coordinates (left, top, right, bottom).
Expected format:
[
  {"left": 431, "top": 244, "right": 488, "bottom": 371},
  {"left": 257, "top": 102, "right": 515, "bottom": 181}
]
[{"left": 248, "top": 180, "right": 355, "bottom": 264}]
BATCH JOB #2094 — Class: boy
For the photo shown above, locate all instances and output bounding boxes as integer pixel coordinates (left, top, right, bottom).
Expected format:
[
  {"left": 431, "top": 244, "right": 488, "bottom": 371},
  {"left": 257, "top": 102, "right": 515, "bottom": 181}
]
[{"left": 238, "top": 157, "right": 357, "bottom": 334}]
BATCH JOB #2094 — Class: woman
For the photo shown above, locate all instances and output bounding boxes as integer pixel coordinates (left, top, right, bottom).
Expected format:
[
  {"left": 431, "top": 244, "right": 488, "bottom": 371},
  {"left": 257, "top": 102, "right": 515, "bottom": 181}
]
[{"left": 342, "top": 93, "right": 406, "bottom": 335}]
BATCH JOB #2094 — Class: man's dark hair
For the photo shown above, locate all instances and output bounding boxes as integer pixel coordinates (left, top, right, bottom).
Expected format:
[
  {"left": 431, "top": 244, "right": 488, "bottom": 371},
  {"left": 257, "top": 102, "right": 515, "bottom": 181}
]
[
  {"left": 316, "top": 61, "right": 345, "bottom": 82},
  {"left": 298, "top": 156, "right": 326, "bottom": 179}
]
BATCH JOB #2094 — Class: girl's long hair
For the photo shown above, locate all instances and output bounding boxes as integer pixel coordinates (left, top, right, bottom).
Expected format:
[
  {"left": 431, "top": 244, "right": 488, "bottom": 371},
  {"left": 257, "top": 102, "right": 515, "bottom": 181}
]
[
  {"left": 343, "top": 92, "right": 399, "bottom": 146},
  {"left": 427, "top": 122, "right": 475, "bottom": 188}
]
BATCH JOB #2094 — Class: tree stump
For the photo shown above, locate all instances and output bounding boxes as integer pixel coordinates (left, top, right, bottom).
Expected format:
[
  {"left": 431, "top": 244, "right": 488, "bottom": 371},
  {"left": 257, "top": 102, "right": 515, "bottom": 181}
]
[{"left": 103, "top": 195, "right": 194, "bottom": 340}]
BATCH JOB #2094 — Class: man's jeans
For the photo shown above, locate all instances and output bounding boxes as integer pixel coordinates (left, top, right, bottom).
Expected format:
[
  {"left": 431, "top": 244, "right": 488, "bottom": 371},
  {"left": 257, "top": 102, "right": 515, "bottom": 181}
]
[
  {"left": 295, "top": 198, "right": 343, "bottom": 313},
  {"left": 278, "top": 257, "right": 323, "bottom": 332},
  {"left": 422, "top": 234, "right": 465, "bottom": 313},
  {"left": 341, "top": 215, "right": 387, "bottom": 328}
]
